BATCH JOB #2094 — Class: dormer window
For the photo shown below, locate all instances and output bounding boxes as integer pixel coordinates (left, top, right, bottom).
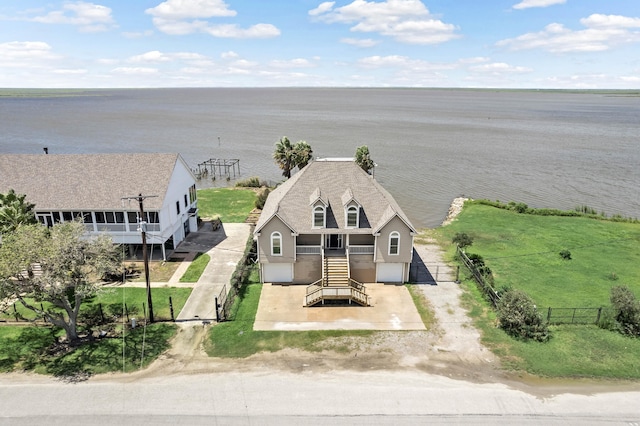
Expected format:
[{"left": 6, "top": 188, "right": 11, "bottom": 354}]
[
  {"left": 346, "top": 205, "right": 359, "bottom": 228},
  {"left": 313, "top": 205, "right": 325, "bottom": 228}
]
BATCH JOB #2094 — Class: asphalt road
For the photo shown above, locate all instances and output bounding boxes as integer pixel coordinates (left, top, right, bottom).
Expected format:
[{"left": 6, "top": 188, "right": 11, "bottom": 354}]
[{"left": 1, "top": 370, "right": 639, "bottom": 425}]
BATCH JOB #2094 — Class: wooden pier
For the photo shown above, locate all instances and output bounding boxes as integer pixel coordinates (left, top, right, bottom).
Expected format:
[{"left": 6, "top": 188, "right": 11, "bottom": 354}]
[{"left": 193, "top": 158, "right": 240, "bottom": 180}]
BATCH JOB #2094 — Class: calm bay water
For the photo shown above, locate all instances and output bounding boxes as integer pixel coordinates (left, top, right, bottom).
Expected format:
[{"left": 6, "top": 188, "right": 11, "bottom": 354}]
[{"left": 1, "top": 88, "right": 638, "bottom": 228}]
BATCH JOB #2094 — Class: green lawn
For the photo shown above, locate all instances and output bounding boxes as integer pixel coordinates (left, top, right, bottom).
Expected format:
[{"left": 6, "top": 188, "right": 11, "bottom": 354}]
[
  {"left": 197, "top": 188, "right": 256, "bottom": 222},
  {"left": 206, "top": 283, "right": 375, "bottom": 357},
  {"left": 206, "top": 267, "right": 435, "bottom": 358},
  {"left": 459, "top": 277, "right": 640, "bottom": 379},
  {"left": 437, "top": 201, "right": 640, "bottom": 308},
  {"left": 434, "top": 200, "right": 640, "bottom": 378},
  {"left": 179, "top": 253, "right": 210, "bottom": 283},
  {"left": 1, "top": 287, "right": 192, "bottom": 323},
  {"left": 0, "top": 323, "right": 176, "bottom": 375}
]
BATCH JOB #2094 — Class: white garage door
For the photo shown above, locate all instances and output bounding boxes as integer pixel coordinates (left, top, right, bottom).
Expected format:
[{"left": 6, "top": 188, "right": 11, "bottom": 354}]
[
  {"left": 263, "top": 263, "right": 293, "bottom": 283},
  {"left": 376, "top": 263, "right": 404, "bottom": 283}
]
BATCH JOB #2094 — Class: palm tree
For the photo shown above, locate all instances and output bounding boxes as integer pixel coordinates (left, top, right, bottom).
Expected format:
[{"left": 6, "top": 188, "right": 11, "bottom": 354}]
[
  {"left": 294, "top": 140, "right": 313, "bottom": 170},
  {"left": 0, "top": 189, "right": 37, "bottom": 235},
  {"left": 273, "top": 136, "right": 296, "bottom": 178},
  {"left": 355, "top": 145, "right": 375, "bottom": 174}
]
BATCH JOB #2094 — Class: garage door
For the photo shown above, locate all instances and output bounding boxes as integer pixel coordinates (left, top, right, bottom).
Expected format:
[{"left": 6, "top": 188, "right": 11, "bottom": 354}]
[
  {"left": 263, "top": 263, "right": 293, "bottom": 283},
  {"left": 376, "top": 263, "right": 404, "bottom": 283}
]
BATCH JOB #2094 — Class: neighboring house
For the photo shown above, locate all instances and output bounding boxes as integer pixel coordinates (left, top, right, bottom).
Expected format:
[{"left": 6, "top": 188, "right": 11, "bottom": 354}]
[
  {"left": 0, "top": 153, "right": 198, "bottom": 260},
  {"left": 254, "top": 158, "right": 416, "bottom": 305}
]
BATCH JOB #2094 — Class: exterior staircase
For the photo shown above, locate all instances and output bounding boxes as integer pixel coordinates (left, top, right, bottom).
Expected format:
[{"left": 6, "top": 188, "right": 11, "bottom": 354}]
[
  {"left": 325, "top": 256, "right": 350, "bottom": 286},
  {"left": 305, "top": 255, "right": 369, "bottom": 307}
]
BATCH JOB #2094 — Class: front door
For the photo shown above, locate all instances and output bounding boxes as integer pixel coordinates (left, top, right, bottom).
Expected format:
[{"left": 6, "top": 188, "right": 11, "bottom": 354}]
[{"left": 325, "top": 234, "right": 343, "bottom": 249}]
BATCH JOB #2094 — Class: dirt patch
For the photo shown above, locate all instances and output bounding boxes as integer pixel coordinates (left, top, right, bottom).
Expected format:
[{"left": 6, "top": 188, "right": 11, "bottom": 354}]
[{"left": 124, "top": 235, "right": 502, "bottom": 386}]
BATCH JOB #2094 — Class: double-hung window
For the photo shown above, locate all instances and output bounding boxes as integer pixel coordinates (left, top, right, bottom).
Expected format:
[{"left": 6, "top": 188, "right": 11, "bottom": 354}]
[
  {"left": 389, "top": 232, "right": 400, "bottom": 255},
  {"left": 271, "top": 232, "right": 282, "bottom": 256},
  {"left": 313, "top": 206, "right": 325, "bottom": 228}
]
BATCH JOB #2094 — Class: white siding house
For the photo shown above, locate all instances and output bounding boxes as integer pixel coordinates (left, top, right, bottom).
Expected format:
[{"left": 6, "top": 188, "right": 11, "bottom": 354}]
[{"left": 0, "top": 153, "right": 198, "bottom": 260}]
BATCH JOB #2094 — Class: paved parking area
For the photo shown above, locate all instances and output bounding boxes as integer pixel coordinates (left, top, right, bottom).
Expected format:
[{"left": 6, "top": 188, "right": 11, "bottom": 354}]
[{"left": 254, "top": 283, "right": 425, "bottom": 331}]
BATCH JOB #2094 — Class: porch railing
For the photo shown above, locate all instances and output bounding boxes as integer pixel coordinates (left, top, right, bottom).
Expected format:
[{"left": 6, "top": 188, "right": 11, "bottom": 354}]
[
  {"left": 296, "top": 245, "right": 322, "bottom": 255},
  {"left": 348, "top": 245, "right": 374, "bottom": 255}
]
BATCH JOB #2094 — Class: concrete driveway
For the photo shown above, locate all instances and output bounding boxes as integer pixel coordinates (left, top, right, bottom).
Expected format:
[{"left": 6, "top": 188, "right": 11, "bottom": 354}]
[
  {"left": 175, "top": 222, "right": 251, "bottom": 322},
  {"left": 254, "top": 283, "right": 425, "bottom": 331}
]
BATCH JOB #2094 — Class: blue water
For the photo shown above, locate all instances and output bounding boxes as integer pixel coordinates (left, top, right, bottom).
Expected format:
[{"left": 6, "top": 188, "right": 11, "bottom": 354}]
[{"left": 1, "top": 88, "right": 638, "bottom": 228}]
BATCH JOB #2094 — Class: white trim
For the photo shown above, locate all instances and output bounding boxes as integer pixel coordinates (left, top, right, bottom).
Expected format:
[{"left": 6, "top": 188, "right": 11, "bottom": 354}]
[
  {"left": 346, "top": 205, "right": 359, "bottom": 228},
  {"left": 312, "top": 205, "right": 326, "bottom": 228},
  {"left": 389, "top": 231, "right": 400, "bottom": 256},
  {"left": 271, "top": 231, "right": 282, "bottom": 256}
]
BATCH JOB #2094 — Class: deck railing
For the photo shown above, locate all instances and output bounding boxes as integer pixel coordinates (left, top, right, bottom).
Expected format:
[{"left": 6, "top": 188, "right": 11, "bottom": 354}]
[
  {"left": 296, "top": 245, "right": 322, "bottom": 255},
  {"left": 348, "top": 245, "right": 374, "bottom": 255}
]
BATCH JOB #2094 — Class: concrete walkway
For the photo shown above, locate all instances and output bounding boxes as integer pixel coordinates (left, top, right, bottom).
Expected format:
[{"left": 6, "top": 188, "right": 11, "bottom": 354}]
[{"left": 175, "top": 223, "right": 251, "bottom": 322}]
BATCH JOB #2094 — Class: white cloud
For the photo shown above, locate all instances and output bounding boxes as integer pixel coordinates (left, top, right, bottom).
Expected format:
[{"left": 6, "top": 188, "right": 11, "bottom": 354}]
[
  {"left": 53, "top": 68, "right": 88, "bottom": 74},
  {"left": 122, "top": 30, "right": 154, "bottom": 39},
  {"left": 129, "top": 51, "right": 172, "bottom": 63},
  {"left": 269, "top": 58, "right": 315, "bottom": 68},
  {"left": 310, "top": 0, "right": 460, "bottom": 45},
  {"left": 512, "top": 0, "right": 565, "bottom": 10},
  {"left": 111, "top": 67, "right": 159, "bottom": 75},
  {"left": 309, "top": 2, "right": 336, "bottom": 17},
  {"left": 221, "top": 51, "right": 239, "bottom": 59},
  {"left": 146, "top": 0, "right": 279, "bottom": 38},
  {"left": 469, "top": 62, "right": 532, "bottom": 74},
  {"left": 0, "top": 41, "right": 61, "bottom": 67},
  {"left": 203, "top": 23, "right": 280, "bottom": 38},
  {"left": 146, "top": 0, "right": 236, "bottom": 20},
  {"left": 31, "top": 1, "right": 116, "bottom": 32},
  {"left": 341, "top": 37, "right": 380, "bottom": 47},
  {"left": 497, "top": 14, "right": 640, "bottom": 53}
]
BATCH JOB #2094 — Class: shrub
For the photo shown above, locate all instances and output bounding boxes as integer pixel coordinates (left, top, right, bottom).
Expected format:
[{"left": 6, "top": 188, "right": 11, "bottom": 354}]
[
  {"left": 610, "top": 285, "right": 640, "bottom": 337},
  {"left": 255, "top": 188, "right": 271, "bottom": 210},
  {"left": 235, "top": 177, "right": 262, "bottom": 188},
  {"left": 467, "top": 253, "right": 492, "bottom": 278},
  {"left": 559, "top": 249, "right": 572, "bottom": 260},
  {"left": 452, "top": 232, "right": 473, "bottom": 249},
  {"left": 497, "top": 289, "right": 549, "bottom": 342}
]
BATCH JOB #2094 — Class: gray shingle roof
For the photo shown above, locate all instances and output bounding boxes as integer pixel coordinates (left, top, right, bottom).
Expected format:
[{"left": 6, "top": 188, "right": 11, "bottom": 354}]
[
  {"left": 0, "top": 153, "right": 184, "bottom": 211},
  {"left": 255, "top": 159, "right": 416, "bottom": 235}
]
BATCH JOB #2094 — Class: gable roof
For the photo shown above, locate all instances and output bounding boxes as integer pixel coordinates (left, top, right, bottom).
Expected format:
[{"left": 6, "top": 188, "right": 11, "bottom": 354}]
[
  {"left": 255, "top": 158, "right": 416, "bottom": 235},
  {"left": 0, "top": 153, "right": 189, "bottom": 211}
]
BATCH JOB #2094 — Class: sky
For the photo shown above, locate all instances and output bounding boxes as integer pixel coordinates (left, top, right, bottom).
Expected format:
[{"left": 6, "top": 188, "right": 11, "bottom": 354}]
[{"left": 0, "top": 0, "right": 639, "bottom": 89}]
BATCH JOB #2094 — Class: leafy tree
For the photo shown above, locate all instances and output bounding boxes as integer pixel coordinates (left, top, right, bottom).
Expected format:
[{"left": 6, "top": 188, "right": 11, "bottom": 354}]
[
  {"left": 452, "top": 232, "right": 473, "bottom": 249},
  {"left": 0, "top": 222, "right": 121, "bottom": 344},
  {"left": 0, "top": 189, "right": 36, "bottom": 235},
  {"left": 355, "top": 145, "right": 375, "bottom": 174},
  {"left": 610, "top": 285, "right": 640, "bottom": 337},
  {"left": 293, "top": 140, "right": 313, "bottom": 170},
  {"left": 273, "top": 137, "right": 314, "bottom": 178},
  {"left": 497, "top": 289, "right": 549, "bottom": 342}
]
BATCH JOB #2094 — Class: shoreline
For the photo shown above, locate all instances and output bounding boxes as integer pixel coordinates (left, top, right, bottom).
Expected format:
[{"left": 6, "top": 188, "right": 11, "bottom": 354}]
[{"left": 441, "top": 197, "right": 470, "bottom": 226}]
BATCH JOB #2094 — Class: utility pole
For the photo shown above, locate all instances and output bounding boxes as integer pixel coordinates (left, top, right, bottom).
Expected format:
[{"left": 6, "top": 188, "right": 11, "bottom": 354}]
[{"left": 122, "top": 193, "right": 158, "bottom": 323}]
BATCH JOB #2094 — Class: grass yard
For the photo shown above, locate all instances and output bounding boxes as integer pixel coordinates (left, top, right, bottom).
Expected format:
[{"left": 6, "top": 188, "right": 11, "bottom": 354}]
[
  {"left": 206, "top": 283, "right": 374, "bottom": 357},
  {"left": 434, "top": 200, "right": 640, "bottom": 378},
  {"left": 179, "top": 253, "right": 210, "bottom": 283},
  {"left": 206, "top": 267, "right": 435, "bottom": 358},
  {"left": 459, "top": 277, "right": 640, "bottom": 379},
  {"left": 197, "top": 188, "right": 256, "bottom": 222},
  {"left": 0, "top": 323, "right": 176, "bottom": 375},
  {"left": 90, "top": 287, "right": 192, "bottom": 322},
  {"left": 1, "top": 287, "right": 192, "bottom": 323},
  {"left": 437, "top": 201, "right": 640, "bottom": 308}
]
